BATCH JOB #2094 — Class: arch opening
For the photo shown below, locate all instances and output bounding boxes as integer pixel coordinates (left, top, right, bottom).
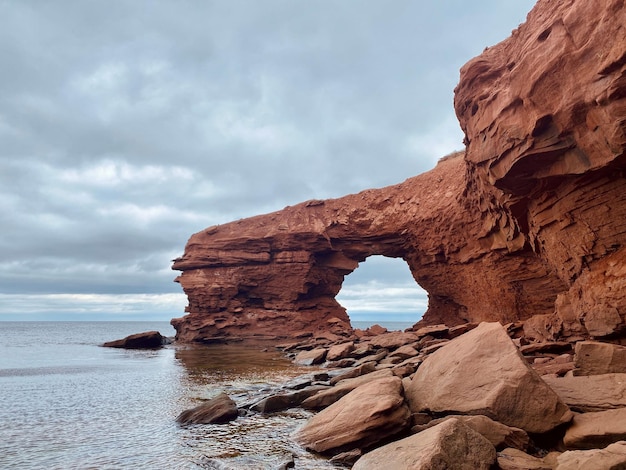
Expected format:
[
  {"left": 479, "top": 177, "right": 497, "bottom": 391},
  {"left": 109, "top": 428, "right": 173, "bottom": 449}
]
[{"left": 335, "top": 255, "right": 428, "bottom": 330}]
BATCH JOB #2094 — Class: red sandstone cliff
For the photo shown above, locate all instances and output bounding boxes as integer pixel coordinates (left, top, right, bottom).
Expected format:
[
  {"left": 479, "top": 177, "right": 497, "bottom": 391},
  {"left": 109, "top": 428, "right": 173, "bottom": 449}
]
[{"left": 172, "top": 0, "right": 626, "bottom": 343}]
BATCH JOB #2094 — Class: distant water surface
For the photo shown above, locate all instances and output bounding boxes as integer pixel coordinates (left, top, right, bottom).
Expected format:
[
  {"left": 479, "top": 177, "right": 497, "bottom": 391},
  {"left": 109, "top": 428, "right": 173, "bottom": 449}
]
[{"left": 0, "top": 321, "right": 346, "bottom": 469}]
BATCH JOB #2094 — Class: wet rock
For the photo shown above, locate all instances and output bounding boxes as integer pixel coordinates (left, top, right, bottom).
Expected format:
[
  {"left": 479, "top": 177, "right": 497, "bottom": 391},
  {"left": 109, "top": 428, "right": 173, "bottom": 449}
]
[
  {"left": 352, "top": 418, "right": 496, "bottom": 470},
  {"left": 293, "top": 348, "right": 327, "bottom": 366},
  {"left": 249, "top": 385, "right": 330, "bottom": 413},
  {"left": 407, "top": 322, "right": 572, "bottom": 433},
  {"left": 176, "top": 392, "right": 238, "bottom": 425},
  {"left": 329, "top": 449, "right": 362, "bottom": 466},
  {"left": 564, "top": 408, "right": 626, "bottom": 450},
  {"left": 573, "top": 341, "right": 626, "bottom": 376},
  {"left": 301, "top": 369, "right": 394, "bottom": 410},
  {"left": 102, "top": 331, "right": 168, "bottom": 349},
  {"left": 555, "top": 441, "right": 626, "bottom": 469},
  {"left": 542, "top": 374, "right": 626, "bottom": 412},
  {"left": 275, "top": 454, "right": 295, "bottom": 470},
  {"left": 294, "top": 376, "right": 410, "bottom": 454}
]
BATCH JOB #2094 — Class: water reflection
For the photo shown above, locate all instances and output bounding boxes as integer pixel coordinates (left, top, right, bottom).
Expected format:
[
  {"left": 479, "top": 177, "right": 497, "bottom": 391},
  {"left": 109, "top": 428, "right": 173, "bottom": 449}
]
[{"left": 173, "top": 343, "right": 343, "bottom": 469}]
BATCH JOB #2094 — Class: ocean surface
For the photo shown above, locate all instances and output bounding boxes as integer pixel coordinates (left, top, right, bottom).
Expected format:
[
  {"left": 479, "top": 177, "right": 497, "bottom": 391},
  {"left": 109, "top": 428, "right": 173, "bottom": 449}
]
[{"left": 0, "top": 320, "right": 411, "bottom": 469}]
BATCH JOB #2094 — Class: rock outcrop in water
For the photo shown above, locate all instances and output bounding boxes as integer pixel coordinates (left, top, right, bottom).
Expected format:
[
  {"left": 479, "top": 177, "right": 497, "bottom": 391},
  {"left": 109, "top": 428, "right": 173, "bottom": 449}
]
[
  {"left": 171, "top": 0, "right": 626, "bottom": 343},
  {"left": 102, "top": 330, "right": 168, "bottom": 349}
]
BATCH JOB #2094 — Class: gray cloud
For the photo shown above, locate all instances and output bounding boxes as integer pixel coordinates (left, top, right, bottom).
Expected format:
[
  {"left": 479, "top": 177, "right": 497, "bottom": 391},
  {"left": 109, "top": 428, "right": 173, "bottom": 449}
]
[{"left": 0, "top": 1, "right": 535, "bottom": 319}]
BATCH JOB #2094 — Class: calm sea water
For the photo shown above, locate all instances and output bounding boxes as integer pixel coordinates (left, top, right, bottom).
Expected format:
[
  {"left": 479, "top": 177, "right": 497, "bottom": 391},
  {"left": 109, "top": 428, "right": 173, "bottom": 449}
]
[{"left": 0, "top": 320, "right": 411, "bottom": 469}]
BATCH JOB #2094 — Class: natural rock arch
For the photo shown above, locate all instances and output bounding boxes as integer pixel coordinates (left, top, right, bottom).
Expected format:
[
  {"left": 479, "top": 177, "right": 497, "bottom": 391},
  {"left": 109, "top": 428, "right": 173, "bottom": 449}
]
[
  {"left": 172, "top": 0, "right": 626, "bottom": 343},
  {"left": 171, "top": 154, "right": 563, "bottom": 342}
]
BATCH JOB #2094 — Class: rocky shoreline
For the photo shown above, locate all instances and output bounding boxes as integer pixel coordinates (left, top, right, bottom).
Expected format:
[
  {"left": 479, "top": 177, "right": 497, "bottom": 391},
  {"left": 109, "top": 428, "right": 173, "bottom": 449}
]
[{"left": 164, "top": 321, "right": 626, "bottom": 468}]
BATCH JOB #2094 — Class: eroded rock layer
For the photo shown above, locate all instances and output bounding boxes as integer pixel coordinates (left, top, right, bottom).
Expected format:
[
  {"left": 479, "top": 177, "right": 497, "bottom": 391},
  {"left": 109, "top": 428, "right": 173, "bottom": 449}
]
[
  {"left": 172, "top": 0, "right": 626, "bottom": 342},
  {"left": 454, "top": 0, "right": 626, "bottom": 339}
]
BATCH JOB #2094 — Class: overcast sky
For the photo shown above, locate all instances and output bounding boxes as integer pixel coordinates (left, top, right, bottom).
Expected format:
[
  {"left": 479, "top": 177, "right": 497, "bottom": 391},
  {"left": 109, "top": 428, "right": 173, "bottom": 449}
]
[{"left": 0, "top": 1, "right": 535, "bottom": 322}]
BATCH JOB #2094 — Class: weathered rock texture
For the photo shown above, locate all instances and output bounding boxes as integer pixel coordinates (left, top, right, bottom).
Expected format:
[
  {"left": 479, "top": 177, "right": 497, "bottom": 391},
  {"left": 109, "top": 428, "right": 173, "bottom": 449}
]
[
  {"left": 171, "top": 0, "right": 626, "bottom": 342},
  {"left": 352, "top": 418, "right": 496, "bottom": 470},
  {"left": 406, "top": 322, "right": 572, "bottom": 434},
  {"left": 293, "top": 376, "right": 410, "bottom": 454}
]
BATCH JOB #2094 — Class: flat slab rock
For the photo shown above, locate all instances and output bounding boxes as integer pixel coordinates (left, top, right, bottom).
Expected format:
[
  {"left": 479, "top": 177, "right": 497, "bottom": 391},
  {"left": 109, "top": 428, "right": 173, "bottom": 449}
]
[
  {"left": 541, "top": 374, "right": 626, "bottom": 412},
  {"left": 556, "top": 441, "right": 626, "bottom": 469},
  {"left": 564, "top": 408, "right": 626, "bottom": 450},
  {"left": 574, "top": 341, "right": 626, "bottom": 376},
  {"left": 301, "top": 369, "right": 394, "bottom": 410},
  {"left": 352, "top": 418, "right": 496, "bottom": 470},
  {"left": 293, "top": 348, "right": 327, "bottom": 366}
]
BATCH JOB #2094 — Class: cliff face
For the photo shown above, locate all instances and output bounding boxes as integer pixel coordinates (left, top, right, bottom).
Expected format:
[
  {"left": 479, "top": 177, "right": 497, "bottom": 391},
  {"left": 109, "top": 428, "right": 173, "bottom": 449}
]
[
  {"left": 172, "top": 0, "right": 626, "bottom": 343},
  {"left": 454, "top": 0, "right": 626, "bottom": 338}
]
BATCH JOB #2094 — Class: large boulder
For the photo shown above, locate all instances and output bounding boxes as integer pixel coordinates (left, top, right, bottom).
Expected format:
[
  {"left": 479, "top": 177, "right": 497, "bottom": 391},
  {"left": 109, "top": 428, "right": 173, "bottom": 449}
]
[
  {"left": 102, "top": 330, "right": 167, "bottom": 349},
  {"left": 564, "top": 408, "right": 626, "bottom": 450},
  {"left": 406, "top": 322, "right": 572, "bottom": 433},
  {"left": 176, "top": 392, "right": 238, "bottom": 425},
  {"left": 293, "top": 376, "right": 410, "bottom": 454},
  {"left": 542, "top": 374, "right": 626, "bottom": 412},
  {"left": 352, "top": 418, "right": 496, "bottom": 470}
]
